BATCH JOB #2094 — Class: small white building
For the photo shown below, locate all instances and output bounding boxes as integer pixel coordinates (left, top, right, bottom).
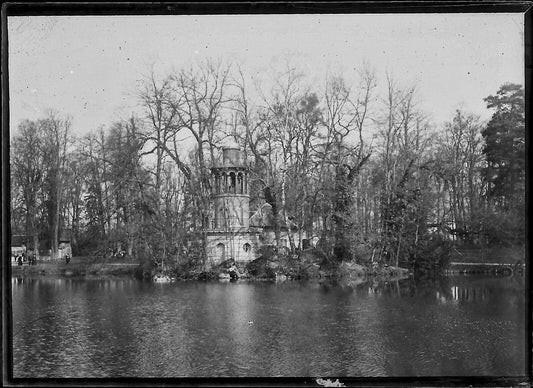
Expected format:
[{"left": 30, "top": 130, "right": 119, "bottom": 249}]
[
  {"left": 11, "top": 235, "right": 26, "bottom": 261},
  {"left": 58, "top": 229, "right": 72, "bottom": 259}
]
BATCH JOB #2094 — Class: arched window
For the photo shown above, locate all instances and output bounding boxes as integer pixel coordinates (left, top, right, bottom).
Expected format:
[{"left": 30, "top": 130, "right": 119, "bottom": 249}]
[
  {"left": 214, "top": 173, "right": 220, "bottom": 194},
  {"left": 237, "top": 173, "right": 243, "bottom": 194},
  {"left": 229, "top": 172, "right": 236, "bottom": 193}
]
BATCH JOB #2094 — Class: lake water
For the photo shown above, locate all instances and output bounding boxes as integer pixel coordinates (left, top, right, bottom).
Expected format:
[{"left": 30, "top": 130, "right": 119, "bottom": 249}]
[{"left": 11, "top": 276, "right": 526, "bottom": 378}]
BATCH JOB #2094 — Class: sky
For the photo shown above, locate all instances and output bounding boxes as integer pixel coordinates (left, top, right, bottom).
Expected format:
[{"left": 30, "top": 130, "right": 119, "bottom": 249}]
[{"left": 7, "top": 13, "right": 525, "bottom": 137}]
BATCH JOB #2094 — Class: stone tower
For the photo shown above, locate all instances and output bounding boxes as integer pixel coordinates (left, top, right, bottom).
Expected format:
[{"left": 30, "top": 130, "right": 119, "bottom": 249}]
[
  {"left": 206, "top": 142, "right": 257, "bottom": 265},
  {"left": 211, "top": 143, "right": 250, "bottom": 230}
]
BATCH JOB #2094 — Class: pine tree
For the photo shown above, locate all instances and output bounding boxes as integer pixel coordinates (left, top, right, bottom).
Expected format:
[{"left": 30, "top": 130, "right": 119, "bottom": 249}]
[{"left": 482, "top": 83, "right": 525, "bottom": 208}]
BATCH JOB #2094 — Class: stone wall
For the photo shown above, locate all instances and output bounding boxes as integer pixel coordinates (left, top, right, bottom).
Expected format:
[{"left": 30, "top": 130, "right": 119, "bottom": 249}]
[
  {"left": 212, "top": 194, "right": 250, "bottom": 229},
  {"left": 206, "top": 231, "right": 260, "bottom": 266}
]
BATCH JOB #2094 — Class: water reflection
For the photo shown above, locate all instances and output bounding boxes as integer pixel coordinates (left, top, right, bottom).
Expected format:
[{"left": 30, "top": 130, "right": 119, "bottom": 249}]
[
  {"left": 449, "top": 285, "right": 488, "bottom": 302},
  {"left": 11, "top": 276, "right": 526, "bottom": 377}
]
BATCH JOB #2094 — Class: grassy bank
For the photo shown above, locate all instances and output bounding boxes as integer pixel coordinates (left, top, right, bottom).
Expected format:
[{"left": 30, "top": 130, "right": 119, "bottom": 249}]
[
  {"left": 15, "top": 244, "right": 518, "bottom": 281},
  {"left": 10, "top": 256, "right": 138, "bottom": 278}
]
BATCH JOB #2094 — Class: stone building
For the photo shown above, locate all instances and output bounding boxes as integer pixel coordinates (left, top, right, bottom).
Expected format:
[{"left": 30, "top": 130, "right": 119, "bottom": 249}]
[
  {"left": 58, "top": 229, "right": 72, "bottom": 259},
  {"left": 10, "top": 229, "right": 71, "bottom": 260},
  {"left": 11, "top": 235, "right": 26, "bottom": 259},
  {"left": 205, "top": 142, "right": 302, "bottom": 266},
  {"left": 205, "top": 142, "right": 258, "bottom": 265}
]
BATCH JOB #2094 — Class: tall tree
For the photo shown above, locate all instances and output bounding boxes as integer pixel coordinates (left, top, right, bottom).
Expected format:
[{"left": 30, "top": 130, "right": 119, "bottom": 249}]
[
  {"left": 138, "top": 72, "right": 181, "bottom": 207},
  {"left": 11, "top": 120, "right": 46, "bottom": 257},
  {"left": 106, "top": 116, "right": 150, "bottom": 257},
  {"left": 79, "top": 128, "right": 110, "bottom": 249},
  {"left": 375, "top": 76, "right": 432, "bottom": 266},
  {"left": 436, "top": 110, "right": 485, "bottom": 243},
  {"left": 482, "top": 83, "right": 525, "bottom": 208},
  {"left": 40, "top": 111, "right": 73, "bottom": 260},
  {"left": 62, "top": 150, "right": 86, "bottom": 252},
  {"left": 139, "top": 60, "right": 232, "bottom": 264},
  {"left": 480, "top": 83, "right": 525, "bottom": 245},
  {"left": 317, "top": 70, "right": 374, "bottom": 261}
]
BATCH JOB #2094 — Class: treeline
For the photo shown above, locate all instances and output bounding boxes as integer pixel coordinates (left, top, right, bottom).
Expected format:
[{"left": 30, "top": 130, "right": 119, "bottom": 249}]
[{"left": 10, "top": 59, "right": 525, "bottom": 271}]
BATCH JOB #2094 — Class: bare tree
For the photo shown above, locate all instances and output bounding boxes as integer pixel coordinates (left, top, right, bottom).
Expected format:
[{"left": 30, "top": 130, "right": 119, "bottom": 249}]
[
  {"left": 438, "top": 110, "right": 485, "bottom": 242},
  {"left": 40, "top": 111, "right": 73, "bottom": 260},
  {"left": 11, "top": 120, "right": 46, "bottom": 258},
  {"left": 375, "top": 75, "right": 433, "bottom": 266},
  {"left": 169, "top": 59, "right": 233, "bottom": 263}
]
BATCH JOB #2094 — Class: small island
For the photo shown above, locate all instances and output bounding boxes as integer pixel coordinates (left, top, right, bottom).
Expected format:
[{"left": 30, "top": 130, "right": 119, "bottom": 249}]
[{"left": 9, "top": 68, "right": 524, "bottom": 285}]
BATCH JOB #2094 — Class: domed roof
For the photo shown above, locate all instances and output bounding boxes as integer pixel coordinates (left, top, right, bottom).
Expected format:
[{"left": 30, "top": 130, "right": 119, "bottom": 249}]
[{"left": 222, "top": 140, "right": 240, "bottom": 150}]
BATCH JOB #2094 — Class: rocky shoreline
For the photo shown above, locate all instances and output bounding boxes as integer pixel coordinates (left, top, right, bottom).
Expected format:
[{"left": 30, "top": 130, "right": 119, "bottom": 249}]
[
  {"left": 137, "top": 251, "right": 411, "bottom": 282},
  {"left": 10, "top": 253, "right": 410, "bottom": 283}
]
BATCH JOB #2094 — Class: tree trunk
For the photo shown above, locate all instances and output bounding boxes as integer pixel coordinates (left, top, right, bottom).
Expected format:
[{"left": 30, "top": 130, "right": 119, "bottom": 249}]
[
  {"left": 33, "top": 233, "right": 40, "bottom": 260},
  {"left": 51, "top": 170, "right": 62, "bottom": 261},
  {"left": 281, "top": 175, "right": 295, "bottom": 253}
]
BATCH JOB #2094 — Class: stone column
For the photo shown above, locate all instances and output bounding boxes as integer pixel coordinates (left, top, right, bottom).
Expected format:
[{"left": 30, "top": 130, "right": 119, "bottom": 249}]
[{"left": 223, "top": 172, "right": 228, "bottom": 193}]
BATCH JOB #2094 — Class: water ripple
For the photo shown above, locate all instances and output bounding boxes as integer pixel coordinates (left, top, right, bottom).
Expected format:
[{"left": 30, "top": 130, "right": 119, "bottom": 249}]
[{"left": 11, "top": 277, "right": 526, "bottom": 377}]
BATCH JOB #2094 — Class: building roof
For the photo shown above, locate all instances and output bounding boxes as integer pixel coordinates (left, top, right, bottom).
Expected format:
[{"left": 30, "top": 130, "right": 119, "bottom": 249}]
[
  {"left": 59, "top": 229, "right": 71, "bottom": 242},
  {"left": 11, "top": 235, "right": 26, "bottom": 246},
  {"left": 26, "top": 240, "right": 47, "bottom": 250},
  {"left": 222, "top": 140, "right": 240, "bottom": 150}
]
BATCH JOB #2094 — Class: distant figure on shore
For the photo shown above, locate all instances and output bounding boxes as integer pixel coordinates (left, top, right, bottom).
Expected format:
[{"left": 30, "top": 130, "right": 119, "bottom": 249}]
[
  {"left": 65, "top": 253, "right": 71, "bottom": 264},
  {"left": 17, "top": 254, "right": 23, "bottom": 266}
]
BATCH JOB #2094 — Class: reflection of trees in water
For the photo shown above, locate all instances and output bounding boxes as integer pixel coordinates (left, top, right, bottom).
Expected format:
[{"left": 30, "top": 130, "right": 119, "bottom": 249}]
[
  {"left": 320, "top": 276, "right": 412, "bottom": 296},
  {"left": 396, "top": 275, "right": 526, "bottom": 305},
  {"left": 365, "top": 275, "right": 526, "bottom": 376},
  {"left": 397, "top": 277, "right": 451, "bottom": 299},
  {"left": 448, "top": 277, "right": 525, "bottom": 308},
  {"left": 367, "top": 279, "right": 403, "bottom": 296},
  {"left": 13, "top": 278, "right": 67, "bottom": 376},
  {"left": 364, "top": 277, "right": 430, "bottom": 297},
  {"left": 449, "top": 285, "right": 489, "bottom": 302},
  {"left": 12, "top": 279, "right": 142, "bottom": 377},
  {"left": 364, "top": 275, "right": 526, "bottom": 305}
]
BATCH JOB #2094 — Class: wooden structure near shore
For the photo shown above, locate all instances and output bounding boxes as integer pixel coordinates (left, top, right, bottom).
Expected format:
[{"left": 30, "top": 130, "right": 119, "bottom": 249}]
[{"left": 445, "top": 261, "right": 525, "bottom": 276}]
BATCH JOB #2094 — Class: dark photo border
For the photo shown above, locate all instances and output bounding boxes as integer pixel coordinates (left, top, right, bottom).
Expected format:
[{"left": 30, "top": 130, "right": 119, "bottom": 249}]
[{"left": 2, "top": 2, "right": 531, "bottom": 387}]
